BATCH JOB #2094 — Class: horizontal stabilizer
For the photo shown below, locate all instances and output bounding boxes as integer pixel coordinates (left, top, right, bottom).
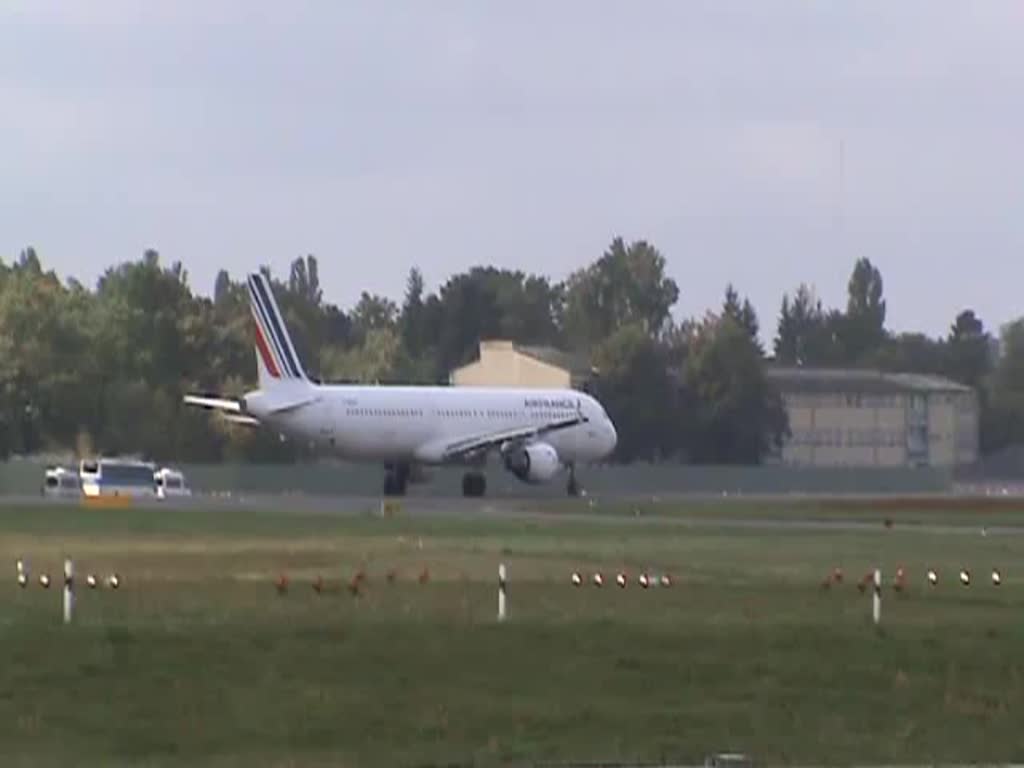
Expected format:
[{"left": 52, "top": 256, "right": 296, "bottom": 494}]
[{"left": 183, "top": 395, "right": 243, "bottom": 413}]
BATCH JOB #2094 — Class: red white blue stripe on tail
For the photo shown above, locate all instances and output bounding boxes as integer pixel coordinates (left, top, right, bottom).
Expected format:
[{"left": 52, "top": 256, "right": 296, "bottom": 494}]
[{"left": 247, "top": 273, "right": 308, "bottom": 383}]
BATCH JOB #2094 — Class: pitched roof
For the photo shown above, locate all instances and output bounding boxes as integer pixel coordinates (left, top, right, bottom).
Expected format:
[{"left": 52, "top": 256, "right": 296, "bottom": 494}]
[
  {"left": 766, "top": 365, "right": 973, "bottom": 395},
  {"left": 514, "top": 343, "right": 594, "bottom": 380}
]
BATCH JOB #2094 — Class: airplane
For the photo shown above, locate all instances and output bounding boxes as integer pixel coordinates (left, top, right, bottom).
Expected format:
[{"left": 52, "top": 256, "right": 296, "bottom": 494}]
[{"left": 184, "top": 273, "right": 618, "bottom": 497}]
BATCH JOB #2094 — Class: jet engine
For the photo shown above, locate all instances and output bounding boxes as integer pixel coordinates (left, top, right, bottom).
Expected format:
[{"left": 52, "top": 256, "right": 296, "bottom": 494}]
[{"left": 504, "top": 442, "right": 561, "bottom": 484}]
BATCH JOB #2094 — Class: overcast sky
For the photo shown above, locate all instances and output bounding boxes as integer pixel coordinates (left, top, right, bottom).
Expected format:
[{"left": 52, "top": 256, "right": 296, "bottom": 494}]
[{"left": 2, "top": 2, "right": 1022, "bottom": 343}]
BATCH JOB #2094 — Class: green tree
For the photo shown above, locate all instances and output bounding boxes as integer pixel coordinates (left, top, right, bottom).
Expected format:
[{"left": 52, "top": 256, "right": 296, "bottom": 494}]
[
  {"left": 773, "top": 284, "right": 844, "bottom": 366},
  {"left": 321, "top": 304, "right": 353, "bottom": 349},
  {"left": 433, "top": 271, "right": 500, "bottom": 374},
  {"left": 17, "top": 247, "right": 42, "bottom": 274},
  {"left": 430, "top": 267, "right": 562, "bottom": 376},
  {"left": 399, "top": 267, "right": 427, "bottom": 357},
  {"left": 863, "top": 333, "right": 947, "bottom": 375},
  {"left": 841, "top": 257, "right": 887, "bottom": 362},
  {"left": 45, "top": 278, "right": 100, "bottom": 451},
  {"left": 93, "top": 254, "right": 169, "bottom": 456},
  {"left": 95, "top": 249, "right": 192, "bottom": 384},
  {"left": 946, "top": 309, "right": 992, "bottom": 387},
  {"left": 591, "top": 324, "right": 680, "bottom": 462},
  {"left": 273, "top": 256, "right": 326, "bottom": 376},
  {"left": 0, "top": 254, "right": 98, "bottom": 455},
  {"left": 397, "top": 267, "right": 445, "bottom": 383},
  {"left": 204, "top": 273, "right": 255, "bottom": 390},
  {"left": 288, "top": 254, "right": 322, "bottom": 307},
  {"left": 321, "top": 327, "right": 409, "bottom": 384},
  {"left": 722, "top": 283, "right": 760, "bottom": 350},
  {"left": 982, "top": 319, "right": 1024, "bottom": 454},
  {"left": 213, "top": 269, "right": 232, "bottom": 305},
  {"left": 686, "top": 315, "right": 788, "bottom": 463},
  {"left": 563, "top": 237, "right": 679, "bottom": 348},
  {"left": 351, "top": 292, "right": 399, "bottom": 341}
]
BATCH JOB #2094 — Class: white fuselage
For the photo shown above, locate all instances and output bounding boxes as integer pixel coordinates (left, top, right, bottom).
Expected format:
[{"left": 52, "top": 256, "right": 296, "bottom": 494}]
[{"left": 244, "top": 384, "right": 617, "bottom": 466}]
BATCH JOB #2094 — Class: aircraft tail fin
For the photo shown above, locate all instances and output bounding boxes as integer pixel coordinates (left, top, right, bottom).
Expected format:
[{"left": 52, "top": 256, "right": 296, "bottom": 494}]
[{"left": 246, "top": 272, "right": 310, "bottom": 390}]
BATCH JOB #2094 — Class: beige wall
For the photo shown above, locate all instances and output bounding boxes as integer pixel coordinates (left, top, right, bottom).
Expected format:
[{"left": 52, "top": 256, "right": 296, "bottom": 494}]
[
  {"left": 954, "top": 392, "right": 980, "bottom": 465},
  {"left": 927, "top": 395, "right": 957, "bottom": 468},
  {"left": 779, "top": 388, "right": 978, "bottom": 468},
  {"left": 781, "top": 393, "right": 910, "bottom": 467},
  {"left": 923, "top": 391, "right": 979, "bottom": 467},
  {"left": 451, "top": 341, "right": 570, "bottom": 389}
]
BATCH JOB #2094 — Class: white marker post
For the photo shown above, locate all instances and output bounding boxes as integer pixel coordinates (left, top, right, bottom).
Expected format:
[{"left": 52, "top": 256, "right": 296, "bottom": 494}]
[
  {"left": 498, "top": 563, "right": 507, "bottom": 622},
  {"left": 63, "top": 557, "right": 74, "bottom": 625},
  {"left": 872, "top": 568, "right": 881, "bottom": 626}
]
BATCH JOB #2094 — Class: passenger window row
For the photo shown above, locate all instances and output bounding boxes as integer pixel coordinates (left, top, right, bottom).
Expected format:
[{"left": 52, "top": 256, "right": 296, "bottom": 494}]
[
  {"left": 346, "top": 408, "right": 424, "bottom": 417},
  {"left": 343, "top": 408, "right": 577, "bottom": 421}
]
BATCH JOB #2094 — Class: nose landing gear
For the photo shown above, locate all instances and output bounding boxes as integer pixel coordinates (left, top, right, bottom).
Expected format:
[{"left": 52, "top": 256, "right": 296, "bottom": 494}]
[
  {"left": 567, "top": 464, "right": 580, "bottom": 497},
  {"left": 383, "top": 463, "right": 410, "bottom": 496},
  {"left": 461, "top": 472, "right": 486, "bottom": 497}
]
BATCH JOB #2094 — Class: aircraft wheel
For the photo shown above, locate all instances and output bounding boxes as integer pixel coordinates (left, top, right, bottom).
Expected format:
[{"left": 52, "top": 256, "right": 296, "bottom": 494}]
[
  {"left": 567, "top": 466, "right": 580, "bottom": 497},
  {"left": 394, "top": 463, "right": 410, "bottom": 495},
  {"left": 383, "top": 465, "right": 408, "bottom": 497},
  {"left": 462, "top": 472, "right": 486, "bottom": 497}
]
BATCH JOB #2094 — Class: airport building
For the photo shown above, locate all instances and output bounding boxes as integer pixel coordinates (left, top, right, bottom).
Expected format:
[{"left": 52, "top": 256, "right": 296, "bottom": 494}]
[
  {"left": 450, "top": 342, "right": 979, "bottom": 470},
  {"left": 450, "top": 340, "right": 594, "bottom": 390},
  {"left": 767, "top": 366, "right": 979, "bottom": 468}
]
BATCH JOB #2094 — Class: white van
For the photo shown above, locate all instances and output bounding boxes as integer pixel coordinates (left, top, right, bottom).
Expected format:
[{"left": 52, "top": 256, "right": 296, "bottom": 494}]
[
  {"left": 80, "top": 458, "right": 158, "bottom": 498},
  {"left": 154, "top": 467, "right": 191, "bottom": 499},
  {"left": 42, "top": 466, "right": 82, "bottom": 498}
]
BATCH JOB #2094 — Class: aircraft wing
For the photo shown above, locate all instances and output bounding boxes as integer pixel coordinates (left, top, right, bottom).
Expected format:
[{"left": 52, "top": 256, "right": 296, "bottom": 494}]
[{"left": 439, "top": 413, "right": 587, "bottom": 462}]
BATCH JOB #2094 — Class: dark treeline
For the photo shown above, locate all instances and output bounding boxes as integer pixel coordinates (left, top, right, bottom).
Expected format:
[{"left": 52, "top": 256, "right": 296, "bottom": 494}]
[{"left": 1, "top": 242, "right": 1022, "bottom": 464}]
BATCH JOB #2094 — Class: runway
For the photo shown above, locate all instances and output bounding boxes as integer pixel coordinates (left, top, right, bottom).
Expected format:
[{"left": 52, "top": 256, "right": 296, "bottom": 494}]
[{"left": 5, "top": 491, "right": 1024, "bottom": 537}]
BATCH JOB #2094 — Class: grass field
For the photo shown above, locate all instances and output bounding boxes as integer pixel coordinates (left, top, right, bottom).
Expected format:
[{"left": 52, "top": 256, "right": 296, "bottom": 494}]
[{"left": 2, "top": 499, "right": 1024, "bottom": 767}]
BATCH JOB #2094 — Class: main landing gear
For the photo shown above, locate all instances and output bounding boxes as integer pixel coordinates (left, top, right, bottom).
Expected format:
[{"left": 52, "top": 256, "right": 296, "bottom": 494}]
[
  {"left": 461, "top": 472, "right": 486, "bottom": 497},
  {"left": 567, "top": 464, "right": 580, "bottom": 497},
  {"left": 383, "top": 463, "right": 410, "bottom": 496}
]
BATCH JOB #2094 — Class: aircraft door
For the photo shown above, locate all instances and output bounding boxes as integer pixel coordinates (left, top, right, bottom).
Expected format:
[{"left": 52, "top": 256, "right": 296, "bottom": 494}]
[{"left": 317, "top": 399, "right": 337, "bottom": 450}]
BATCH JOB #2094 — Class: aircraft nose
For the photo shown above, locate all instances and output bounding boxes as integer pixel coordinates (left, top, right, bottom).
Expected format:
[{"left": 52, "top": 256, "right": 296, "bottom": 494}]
[{"left": 604, "top": 419, "right": 618, "bottom": 454}]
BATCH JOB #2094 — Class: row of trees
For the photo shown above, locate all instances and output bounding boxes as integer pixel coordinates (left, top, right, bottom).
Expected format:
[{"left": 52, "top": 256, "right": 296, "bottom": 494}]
[{"left": 1, "top": 241, "right": 1022, "bottom": 464}]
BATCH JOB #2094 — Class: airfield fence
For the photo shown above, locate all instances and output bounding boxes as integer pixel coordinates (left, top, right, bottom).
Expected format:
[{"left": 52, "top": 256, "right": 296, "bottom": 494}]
[{"left": 0, "top": 458, "right": 955, "bottom": 498}]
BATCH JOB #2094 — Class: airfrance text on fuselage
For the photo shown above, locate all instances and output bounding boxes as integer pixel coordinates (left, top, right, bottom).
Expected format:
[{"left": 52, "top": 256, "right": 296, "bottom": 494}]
[{"left": 524, "top": 397, "right": 578, "bottom": 409}]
